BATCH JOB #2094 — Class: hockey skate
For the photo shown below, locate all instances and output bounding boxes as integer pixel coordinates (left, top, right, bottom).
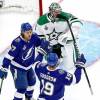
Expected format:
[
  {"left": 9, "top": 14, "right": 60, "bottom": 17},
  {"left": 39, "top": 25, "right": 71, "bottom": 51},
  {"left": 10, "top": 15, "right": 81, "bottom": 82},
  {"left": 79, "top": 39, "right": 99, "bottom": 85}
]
[
  {"left": 25, "top": 97, "right": 36, "bottom": 100},
  {"left": 25, "top": 95, "right": 36, "bottom": 100}
]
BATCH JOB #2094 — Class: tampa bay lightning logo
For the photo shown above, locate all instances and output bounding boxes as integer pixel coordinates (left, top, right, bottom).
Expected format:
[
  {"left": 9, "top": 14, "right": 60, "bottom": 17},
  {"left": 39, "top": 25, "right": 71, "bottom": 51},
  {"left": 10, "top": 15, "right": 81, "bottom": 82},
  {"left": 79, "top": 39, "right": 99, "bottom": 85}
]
[{"left": 22, "top": 47, "right": 34, "bottom": 60}]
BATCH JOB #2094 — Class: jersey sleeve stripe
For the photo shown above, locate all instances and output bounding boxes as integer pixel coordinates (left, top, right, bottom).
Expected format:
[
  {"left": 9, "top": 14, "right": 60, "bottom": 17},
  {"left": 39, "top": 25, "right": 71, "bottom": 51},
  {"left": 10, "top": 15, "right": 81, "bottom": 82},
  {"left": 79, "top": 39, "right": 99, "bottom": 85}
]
[
  {"left": 5, "top": 53, "right": 14, "bottom": 60},
  {"left": 27, "top": 86, "right": 34, "bottom": 91},
  {"left": 71, "top": 74, "right": 77, "bottom": 85},
  {"left": 14, "top": 91, "right": 24, "bottom": 98}
]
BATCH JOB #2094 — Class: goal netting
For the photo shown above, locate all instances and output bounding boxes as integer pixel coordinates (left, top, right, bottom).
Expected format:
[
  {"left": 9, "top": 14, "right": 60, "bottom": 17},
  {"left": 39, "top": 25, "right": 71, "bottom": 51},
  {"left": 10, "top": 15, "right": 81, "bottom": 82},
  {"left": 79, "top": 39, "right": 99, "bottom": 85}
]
[
  {"left": 0, "top": 0, "right": 64, "bottom": 54},
  {"left": 0, "top": 0, "right": 42, "bottom": 15}
]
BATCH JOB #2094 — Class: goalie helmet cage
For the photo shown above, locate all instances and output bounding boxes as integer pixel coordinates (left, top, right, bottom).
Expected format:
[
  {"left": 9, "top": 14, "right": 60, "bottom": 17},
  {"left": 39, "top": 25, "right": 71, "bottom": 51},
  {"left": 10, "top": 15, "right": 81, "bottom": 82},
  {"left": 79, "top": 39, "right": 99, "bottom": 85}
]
[{"left": 0, "top": 0, "right": 43, "bottom": 16}]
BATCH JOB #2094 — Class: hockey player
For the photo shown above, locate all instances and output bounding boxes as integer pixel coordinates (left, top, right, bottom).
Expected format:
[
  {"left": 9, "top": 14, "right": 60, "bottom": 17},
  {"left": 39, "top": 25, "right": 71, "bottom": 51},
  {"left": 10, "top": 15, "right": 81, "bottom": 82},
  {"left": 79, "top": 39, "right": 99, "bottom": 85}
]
[
  {"left": 34, "top": 2, "right": 83, "bottom": 70},
  {"left": 0, "top": 23, "right": 50, "bottom": 100},
  {"left": 34, "top": 53, "right": 86, "bottom": 100}
]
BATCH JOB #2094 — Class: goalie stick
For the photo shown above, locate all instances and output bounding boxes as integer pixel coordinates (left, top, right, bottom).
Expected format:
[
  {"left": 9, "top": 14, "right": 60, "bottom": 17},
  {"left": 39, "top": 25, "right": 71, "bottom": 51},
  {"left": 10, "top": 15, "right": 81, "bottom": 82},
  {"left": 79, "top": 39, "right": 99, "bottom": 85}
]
[{"left": 57, "top": 14, "right": 93, "bottom": 95}]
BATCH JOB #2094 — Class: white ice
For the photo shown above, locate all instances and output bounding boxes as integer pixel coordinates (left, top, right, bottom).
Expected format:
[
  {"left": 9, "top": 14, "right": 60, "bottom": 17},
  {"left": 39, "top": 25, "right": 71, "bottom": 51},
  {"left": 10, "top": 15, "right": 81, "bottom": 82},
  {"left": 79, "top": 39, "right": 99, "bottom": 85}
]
[
  {"left": 0, "top": 60, "right": 100, "bottom": 100},
  {"left": 0, "top": 0, "right": 100, "bottom": 100}
]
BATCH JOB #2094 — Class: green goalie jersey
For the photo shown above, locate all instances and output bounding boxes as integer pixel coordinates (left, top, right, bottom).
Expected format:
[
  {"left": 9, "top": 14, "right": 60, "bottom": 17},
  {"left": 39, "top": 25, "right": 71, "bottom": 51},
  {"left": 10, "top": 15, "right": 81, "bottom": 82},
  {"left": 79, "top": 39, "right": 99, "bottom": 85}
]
[{"left": 34, "top": 11, "right": 82, "bottom": 46}]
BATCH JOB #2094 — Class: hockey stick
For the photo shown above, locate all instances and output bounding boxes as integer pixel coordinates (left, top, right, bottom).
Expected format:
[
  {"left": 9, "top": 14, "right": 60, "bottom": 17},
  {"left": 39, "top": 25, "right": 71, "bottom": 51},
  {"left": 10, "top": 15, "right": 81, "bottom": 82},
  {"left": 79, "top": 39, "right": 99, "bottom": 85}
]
[
  {"left": 57, "top": 14, "right": 93, "bottom": 95},
  {"left": 0, "top": 77, "right": 4, "bottom": 94},
  {"left": 66, "top": 19, "right": 93, "bottom": 95}
]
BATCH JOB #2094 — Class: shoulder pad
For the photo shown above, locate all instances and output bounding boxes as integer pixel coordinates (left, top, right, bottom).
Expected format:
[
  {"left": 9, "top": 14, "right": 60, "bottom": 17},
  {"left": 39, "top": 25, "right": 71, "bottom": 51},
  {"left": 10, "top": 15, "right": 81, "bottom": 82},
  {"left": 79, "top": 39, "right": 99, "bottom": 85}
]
[
  {"left": 37, "top": 13, "right": 49, "bottom": 25},
  {"left": 14, "top": 37, "right": 21, "bottom": 43},
  {"left": 40, "top": 63, "right": 47, "bottom": 67},
  {"left": 11, "top": 37, "right": 21, "bottom": 50},
  {"left": 60, "top": 11, "right": 72, "bottom": 20},
  {"left": 36, "top": 62, "right": 47, "bottom": 68},
  {"left": 32, "top": 33, "right": 38, "bottom": 37}
]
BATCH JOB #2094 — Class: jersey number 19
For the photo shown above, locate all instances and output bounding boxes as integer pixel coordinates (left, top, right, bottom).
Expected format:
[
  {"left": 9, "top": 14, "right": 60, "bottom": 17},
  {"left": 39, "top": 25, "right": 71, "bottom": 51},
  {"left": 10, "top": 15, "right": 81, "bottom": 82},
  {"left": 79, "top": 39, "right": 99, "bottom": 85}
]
[{"left": 41, "top": 79, "right": 54, "bottom": 96}]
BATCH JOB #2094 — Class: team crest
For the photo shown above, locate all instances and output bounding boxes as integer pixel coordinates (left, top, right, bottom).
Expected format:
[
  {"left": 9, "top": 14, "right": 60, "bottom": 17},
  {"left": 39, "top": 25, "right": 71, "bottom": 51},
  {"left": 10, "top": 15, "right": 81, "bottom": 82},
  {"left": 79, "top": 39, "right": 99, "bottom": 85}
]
[
  {"left": 47, "top": 28, "right": 62, "bottom": 41},
  {"left": 22, "top": 47, "right": 34, "bottom": 60}
]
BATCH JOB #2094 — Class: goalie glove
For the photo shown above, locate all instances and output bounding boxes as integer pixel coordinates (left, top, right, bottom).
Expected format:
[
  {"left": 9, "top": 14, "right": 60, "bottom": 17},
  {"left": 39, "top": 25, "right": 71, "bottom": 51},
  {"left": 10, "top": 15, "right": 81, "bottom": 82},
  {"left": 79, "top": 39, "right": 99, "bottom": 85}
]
[
  {"left": 0, "top": 67, "right": 8, "bottom": 79},
  {"left": 75, "top": 54, "right": 86, "bottom": 68}
]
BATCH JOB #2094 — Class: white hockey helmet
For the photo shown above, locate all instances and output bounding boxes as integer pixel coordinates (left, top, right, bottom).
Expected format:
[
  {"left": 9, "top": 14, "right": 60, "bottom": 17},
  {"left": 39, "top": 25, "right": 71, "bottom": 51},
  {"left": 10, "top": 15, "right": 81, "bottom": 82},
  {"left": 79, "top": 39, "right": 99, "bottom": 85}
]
[{"left": 49, "top": 2, "right": 62, "bottom": 13}]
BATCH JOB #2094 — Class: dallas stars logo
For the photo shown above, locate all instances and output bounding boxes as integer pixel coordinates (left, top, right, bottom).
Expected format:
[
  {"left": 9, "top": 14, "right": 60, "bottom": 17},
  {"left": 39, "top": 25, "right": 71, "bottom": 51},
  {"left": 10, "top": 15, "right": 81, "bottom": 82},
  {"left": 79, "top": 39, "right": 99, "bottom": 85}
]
[{"left": 47, "top": 28, "right": 62, "bottom": 41}]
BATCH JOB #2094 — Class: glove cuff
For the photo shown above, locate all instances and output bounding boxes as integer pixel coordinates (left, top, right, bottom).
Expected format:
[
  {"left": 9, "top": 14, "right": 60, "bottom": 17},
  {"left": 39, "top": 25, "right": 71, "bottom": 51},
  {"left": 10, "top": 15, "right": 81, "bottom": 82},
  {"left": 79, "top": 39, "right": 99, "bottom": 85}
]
[
  {"left": 37, "top": 47, "right": 47, "bottom": 55},
  {"left": 75, "top": 61, "right": 85, "bottom": 67},
  {"left": 0, "top": 66, "right": 8, "bottom": 72}
]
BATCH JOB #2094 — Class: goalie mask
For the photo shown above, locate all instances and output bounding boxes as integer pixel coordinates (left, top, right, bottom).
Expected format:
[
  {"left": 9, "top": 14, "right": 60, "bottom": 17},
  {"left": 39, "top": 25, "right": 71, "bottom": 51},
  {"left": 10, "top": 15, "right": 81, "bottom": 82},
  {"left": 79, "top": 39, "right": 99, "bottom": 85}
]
[{"left": 49, "top": 2, "right": 62, "bottom": 18}]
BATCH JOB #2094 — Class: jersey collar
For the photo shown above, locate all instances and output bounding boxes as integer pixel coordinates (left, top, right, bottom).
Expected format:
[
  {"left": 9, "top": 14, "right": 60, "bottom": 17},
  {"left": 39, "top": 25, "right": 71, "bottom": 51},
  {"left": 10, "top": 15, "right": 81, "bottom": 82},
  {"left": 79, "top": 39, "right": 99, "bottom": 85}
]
[
  {"left": 47, "top": 13, "right": 59, "bottom": 22},
  {"left": 20, "top": 36, "right": 30, "bottom": 43},
  {"left": 47, "top": 66, "right": 57, "bottom": 71}
]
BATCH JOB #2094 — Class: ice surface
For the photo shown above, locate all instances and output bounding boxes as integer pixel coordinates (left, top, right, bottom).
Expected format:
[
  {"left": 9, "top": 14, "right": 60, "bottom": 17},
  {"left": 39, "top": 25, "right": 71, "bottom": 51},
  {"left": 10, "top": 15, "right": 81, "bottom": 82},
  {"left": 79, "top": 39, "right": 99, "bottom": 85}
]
[{"left": 0, "top": 0, "right": 100, "bottom": 99}]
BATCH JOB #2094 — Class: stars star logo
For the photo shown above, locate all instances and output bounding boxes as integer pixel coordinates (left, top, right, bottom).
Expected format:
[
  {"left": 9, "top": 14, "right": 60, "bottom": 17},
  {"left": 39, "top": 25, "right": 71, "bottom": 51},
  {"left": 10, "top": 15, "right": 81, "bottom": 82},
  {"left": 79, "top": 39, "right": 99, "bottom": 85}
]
[{"left": 47, "top": 28, "right": 62, "bottom": 41}]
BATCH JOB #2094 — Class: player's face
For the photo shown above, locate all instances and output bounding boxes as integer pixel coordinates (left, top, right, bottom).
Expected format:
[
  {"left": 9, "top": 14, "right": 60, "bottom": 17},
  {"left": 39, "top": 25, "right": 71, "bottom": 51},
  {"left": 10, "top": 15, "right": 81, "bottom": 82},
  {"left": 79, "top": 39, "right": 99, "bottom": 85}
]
[
  {"left": 23, "top": 29, "right": 32, "bottom": 41},
  {"left": 52, "top": 10, "right": 61, "bottom": 17}
]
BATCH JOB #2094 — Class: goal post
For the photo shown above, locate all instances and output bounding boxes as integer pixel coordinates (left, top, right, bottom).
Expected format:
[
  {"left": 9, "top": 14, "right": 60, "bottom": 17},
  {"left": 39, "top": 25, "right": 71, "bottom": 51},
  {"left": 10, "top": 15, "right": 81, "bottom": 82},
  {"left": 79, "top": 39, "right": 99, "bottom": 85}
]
[
  {"left": 0, "top": 0, "right": 64, "bottom": 15},
  {"left": 39, "top": 0, "right": 43, "bottom": 16}
]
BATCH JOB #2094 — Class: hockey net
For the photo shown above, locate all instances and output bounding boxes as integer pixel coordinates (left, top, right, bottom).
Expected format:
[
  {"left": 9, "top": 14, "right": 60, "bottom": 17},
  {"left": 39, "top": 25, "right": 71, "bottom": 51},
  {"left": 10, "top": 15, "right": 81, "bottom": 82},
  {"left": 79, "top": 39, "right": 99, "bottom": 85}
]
[
  {"left": 0, "top": 0, "right": 64, "bottom": 14},
  {"left": 0, "top": 0, "right": 64, "bottom": 54},
  {"left": 0, "top": 0, "right": 43, "bottom": 15}
]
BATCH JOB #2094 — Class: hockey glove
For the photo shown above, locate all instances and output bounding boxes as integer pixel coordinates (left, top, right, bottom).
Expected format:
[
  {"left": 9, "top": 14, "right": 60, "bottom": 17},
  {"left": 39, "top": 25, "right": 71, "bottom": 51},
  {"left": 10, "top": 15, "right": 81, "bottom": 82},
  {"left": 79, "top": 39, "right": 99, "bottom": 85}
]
[
  {"left": 0, "top": 67, "right": 8, "bottom": 79},
  {"left": 37, "top": 39, "right": 51, "bottom": 55},
  {"left": 75, "top": 54, "right": 86, "bottom": 68}
]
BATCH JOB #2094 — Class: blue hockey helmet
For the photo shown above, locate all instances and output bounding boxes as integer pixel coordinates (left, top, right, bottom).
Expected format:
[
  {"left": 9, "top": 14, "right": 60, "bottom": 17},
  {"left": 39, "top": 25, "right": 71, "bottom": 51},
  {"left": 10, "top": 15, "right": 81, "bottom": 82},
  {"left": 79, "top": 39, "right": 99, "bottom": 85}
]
[
  {"left": 47, "top": 53, "right": 58, "bottom": 67},
  {"left": 21, "top": 22, "right": 32, "bottom": 33}
]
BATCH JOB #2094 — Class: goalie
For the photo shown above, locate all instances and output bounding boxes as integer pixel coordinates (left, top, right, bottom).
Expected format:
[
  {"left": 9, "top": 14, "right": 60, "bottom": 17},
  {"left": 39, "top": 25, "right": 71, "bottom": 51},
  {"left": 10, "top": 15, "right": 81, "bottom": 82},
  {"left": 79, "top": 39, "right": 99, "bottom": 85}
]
[{"left": 34, "top": 2, "right": 83, "bottom": 71}]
